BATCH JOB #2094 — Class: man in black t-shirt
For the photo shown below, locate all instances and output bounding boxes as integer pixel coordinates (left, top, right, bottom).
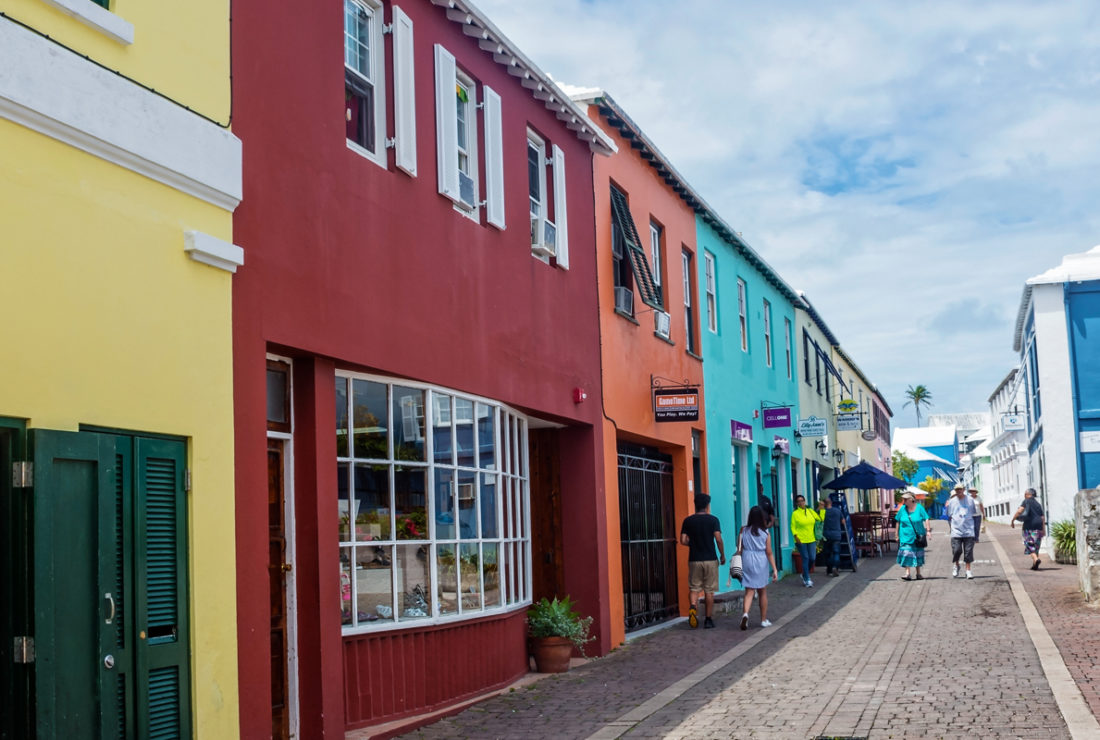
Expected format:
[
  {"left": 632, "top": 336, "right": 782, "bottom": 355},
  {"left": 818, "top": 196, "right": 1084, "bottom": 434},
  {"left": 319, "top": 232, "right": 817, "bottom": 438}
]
[
  {"left": 680, "top": 493, "right": 725, "bottom": 629},
  {"left": 1011, "top": 488, "right": 1046, "bottom": 570}
]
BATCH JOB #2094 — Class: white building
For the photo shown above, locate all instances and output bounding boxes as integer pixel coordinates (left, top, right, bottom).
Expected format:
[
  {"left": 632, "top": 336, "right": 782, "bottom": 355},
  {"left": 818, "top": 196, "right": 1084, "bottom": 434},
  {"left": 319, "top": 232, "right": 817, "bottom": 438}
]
[{"left": 985, "top": 369, "right": 1029, "bottom": 523}]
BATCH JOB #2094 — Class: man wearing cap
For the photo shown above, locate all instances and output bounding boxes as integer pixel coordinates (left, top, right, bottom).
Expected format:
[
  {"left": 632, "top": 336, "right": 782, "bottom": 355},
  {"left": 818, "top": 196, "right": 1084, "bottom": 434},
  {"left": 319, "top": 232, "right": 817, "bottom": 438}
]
[
  {"left": 1010, "top": 488, "right": 1046, "bottom": 570},
  {"left": 944, "top": 484, "right": 977, "bottom": 579},
  {"left": 680, "top": 493, "right": 725, "bottom": 629},
  {"left": 968, "top": 487, "right": 986, "bottom": 542}
]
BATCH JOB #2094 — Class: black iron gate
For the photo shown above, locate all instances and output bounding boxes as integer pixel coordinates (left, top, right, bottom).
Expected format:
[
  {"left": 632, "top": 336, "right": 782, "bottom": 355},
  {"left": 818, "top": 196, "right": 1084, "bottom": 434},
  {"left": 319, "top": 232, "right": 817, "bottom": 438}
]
[{"left": 618, "top": 443, "right": 677, "bottom": 632}]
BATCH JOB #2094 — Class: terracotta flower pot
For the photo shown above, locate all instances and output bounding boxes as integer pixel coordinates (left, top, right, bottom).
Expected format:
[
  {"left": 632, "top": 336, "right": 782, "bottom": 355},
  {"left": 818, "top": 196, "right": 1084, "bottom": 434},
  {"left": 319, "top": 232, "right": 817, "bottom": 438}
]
[{"left": 531, "top": 636, "right": 573, "bottom": 673}]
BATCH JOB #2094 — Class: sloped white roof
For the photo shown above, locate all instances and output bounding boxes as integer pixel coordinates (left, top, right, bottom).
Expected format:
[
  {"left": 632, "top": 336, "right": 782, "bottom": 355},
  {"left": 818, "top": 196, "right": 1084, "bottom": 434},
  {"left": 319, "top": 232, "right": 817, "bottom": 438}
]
[
  {"left": 892, "top": 426, "right": 957, "bottom": 449},
  {"left": 1014, "top": 244, "right": 1100, "bottom": 351},
  {"left": 891, "top": 443, "right": 954, "bottom": 467}
]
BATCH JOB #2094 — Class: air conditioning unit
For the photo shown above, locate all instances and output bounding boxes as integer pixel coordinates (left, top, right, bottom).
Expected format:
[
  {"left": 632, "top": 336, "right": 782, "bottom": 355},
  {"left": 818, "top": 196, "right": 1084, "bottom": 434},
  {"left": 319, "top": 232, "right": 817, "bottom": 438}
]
[
  {"left": 614, "top": 286, "right": 633, "bottom": 314},
  {"left": 457, "top": 172, "right": 475, "bottom": 210},
  {"left": 654, "top": 310, "right": 671, "bottom": 339},
  {"left": 530, "top": 216, "right": 556, "bottom": 257}
]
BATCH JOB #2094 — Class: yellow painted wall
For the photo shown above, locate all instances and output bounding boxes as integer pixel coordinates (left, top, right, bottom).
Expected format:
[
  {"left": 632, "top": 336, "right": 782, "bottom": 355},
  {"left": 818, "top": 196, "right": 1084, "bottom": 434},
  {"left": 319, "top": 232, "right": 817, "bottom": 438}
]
[
  {"left": 0, "top": 0, "right": 230, "bottom": 121},
  {"left": 0, "top": 119, "right": 239, "bottom": 737}
]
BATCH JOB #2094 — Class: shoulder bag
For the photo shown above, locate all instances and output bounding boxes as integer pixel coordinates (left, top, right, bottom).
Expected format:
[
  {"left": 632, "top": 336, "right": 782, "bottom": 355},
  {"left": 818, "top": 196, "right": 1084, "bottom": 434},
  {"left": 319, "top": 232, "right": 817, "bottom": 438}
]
[{"left": 906, "top": 510, "right": 928, "bottom": 548}]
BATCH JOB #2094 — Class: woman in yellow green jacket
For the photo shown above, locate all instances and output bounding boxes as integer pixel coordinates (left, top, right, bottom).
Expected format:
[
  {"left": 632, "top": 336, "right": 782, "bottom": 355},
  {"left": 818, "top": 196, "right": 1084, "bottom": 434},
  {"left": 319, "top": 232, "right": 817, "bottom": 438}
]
[{"left": 791, "top": 495, "right": 824, "bottom": 587}]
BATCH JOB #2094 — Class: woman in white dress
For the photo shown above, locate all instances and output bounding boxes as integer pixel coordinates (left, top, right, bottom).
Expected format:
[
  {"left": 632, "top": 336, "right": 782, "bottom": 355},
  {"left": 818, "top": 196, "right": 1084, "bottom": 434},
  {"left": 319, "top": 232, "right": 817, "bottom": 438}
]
[{"left": 736, "top": 505, "right": 779, "bottom": 630}]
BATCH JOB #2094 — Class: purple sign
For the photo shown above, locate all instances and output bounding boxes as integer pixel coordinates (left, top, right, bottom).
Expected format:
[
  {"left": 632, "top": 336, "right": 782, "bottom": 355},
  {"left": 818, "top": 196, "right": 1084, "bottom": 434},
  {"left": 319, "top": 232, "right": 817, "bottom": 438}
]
[
  {"left": 762, "top": 407, "right": 792, "bottom": 429},
  {"left": 730, "top": 420, "right": 753, "bottom": 444}
]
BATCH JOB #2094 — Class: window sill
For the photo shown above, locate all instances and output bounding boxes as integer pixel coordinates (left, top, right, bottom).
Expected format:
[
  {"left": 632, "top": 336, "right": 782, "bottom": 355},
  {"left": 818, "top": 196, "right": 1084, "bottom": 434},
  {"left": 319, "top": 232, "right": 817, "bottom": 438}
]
[
  {"left": 654, "top": 332, "right": 674, "bottom": 346},
  {"left": 346, "top": 138, "right": 388, "bottom": 170},
  {"left": 614, "top": 308, "right": 639, "bottom": 325},
  {"left": 686, "top": 349, "right": 703, "bottom": 363},
  {"left": 41, "top": 0, "right": 134, "bottom": 45}
]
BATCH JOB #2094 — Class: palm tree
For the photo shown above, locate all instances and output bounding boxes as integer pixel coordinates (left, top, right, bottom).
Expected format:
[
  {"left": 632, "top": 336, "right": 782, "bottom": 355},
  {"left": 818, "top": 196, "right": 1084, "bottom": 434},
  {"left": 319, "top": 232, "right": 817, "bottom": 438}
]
[{"left": 903, "top": 384, "right": 933, "bottom": 427}]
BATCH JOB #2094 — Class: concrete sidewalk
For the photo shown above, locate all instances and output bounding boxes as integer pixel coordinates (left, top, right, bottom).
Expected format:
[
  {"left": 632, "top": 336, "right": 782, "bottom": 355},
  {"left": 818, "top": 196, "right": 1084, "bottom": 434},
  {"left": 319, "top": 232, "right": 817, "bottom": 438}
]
[{"left": 391, "top": 530, "right": 1081, "bottom": 739}]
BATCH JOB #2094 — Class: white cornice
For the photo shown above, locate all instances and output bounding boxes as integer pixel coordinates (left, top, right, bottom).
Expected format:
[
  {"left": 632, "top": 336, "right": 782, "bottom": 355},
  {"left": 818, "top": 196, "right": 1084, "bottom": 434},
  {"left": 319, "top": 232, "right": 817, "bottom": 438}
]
[
  {"left": 184, "top": 231, "right": 244, "bottom": 273},
  {"left": 0, "top": 18, "right": 241, "bottom": 211}
]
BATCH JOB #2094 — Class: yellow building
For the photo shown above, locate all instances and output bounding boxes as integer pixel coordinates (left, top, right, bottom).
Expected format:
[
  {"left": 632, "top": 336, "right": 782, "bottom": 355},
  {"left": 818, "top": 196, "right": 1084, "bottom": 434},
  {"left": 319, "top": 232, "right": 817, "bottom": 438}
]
[{"left": 0, "top": 0, "right": 241, "bottom": 736}]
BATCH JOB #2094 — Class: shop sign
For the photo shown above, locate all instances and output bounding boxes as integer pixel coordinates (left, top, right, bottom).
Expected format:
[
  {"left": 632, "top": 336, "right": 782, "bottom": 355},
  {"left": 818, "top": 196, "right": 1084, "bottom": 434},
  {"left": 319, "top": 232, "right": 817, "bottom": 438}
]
[
  {"left": 731, "top": 420, "right": 753, "bottom": 444},
  {"left": 861, "top": 430, "right": 877, "bottom": 441},
  {"left": 762, "top": 407, "right": 791, "bottom": 428},
  {"left": 1004, "top": 414, "right": 1026, "bottom": 431},
  {"left": 773, "top": 436, "right": 790, "bottom": 454},
  {"left": 1080, "top": 431, "right": 1100, "bottom": 453},
  {"left": 837, "top": 398, "right": 859, "bottom": 413},
  {"left": 653, "top": 387, "right": 699, "bottom": 422},
  {"left": 836, "top": 413, "right": 861, "bottom": 432},
  {"left": 797, "top": 416, "right": 827, "bottom": 437}
]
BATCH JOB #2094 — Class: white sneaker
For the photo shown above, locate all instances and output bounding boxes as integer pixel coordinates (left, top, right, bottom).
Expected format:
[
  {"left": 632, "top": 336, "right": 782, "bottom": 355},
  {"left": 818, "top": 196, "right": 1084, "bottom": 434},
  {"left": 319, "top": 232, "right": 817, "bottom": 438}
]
[
  {"left": 806, "top": 579, "right": 814, "bottom": 588},
  {"left": 952, "top": 564, "right": 959, "bottom": 578},
  {"left": 760, "top": 619, "right": 772, "bottom": 627},
  {"left": 966, "top": 570, "right": 974, "bottom": 579}
]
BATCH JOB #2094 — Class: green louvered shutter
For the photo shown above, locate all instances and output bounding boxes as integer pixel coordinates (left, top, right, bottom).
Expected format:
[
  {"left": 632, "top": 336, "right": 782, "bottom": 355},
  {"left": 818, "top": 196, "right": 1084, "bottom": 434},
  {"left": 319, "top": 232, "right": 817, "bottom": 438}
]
[{"left": 134, "top": 437, "right": 191, "bottom": 740}]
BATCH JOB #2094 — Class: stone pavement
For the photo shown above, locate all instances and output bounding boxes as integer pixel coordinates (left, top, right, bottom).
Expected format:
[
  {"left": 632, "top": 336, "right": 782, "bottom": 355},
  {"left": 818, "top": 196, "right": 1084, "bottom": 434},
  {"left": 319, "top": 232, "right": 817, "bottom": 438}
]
[{"left": 396, "top": 528, "right": 1081, "bottom": 739}]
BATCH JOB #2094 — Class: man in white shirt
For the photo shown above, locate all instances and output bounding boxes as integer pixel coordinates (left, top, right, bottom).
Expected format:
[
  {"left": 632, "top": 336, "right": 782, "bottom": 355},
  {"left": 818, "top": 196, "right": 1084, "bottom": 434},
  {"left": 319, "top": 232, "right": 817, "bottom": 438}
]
[{"left": 945, "top": 484, "right": 977, "bottom": 579}]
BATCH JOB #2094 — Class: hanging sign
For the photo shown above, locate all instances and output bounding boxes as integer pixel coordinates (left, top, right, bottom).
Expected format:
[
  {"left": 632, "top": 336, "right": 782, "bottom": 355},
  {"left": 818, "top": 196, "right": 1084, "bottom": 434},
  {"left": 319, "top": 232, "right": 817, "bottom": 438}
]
[
  {"left": 762, "top": 407, "right": 792, "bottom": 429},
  {"left": 837, "top": 398, "right": 859, "bottom": 413},
  {"left": 731, "top": 419, "right": 753, "bottom": 444},
  {"left": 861, "top": 430, "right": 877, "bottom": 441},
  {"left": 1004, "top": 415, "right": 1026, "bottom": 431},
  {"left": 836, "top": 413, "right": 861, "bottom": 432},
  {"left": 797, "top": 416, "right": 827, "bottom": 437},
  {"left": 653, "top": 387, "right": 699, "bottom": 422}
]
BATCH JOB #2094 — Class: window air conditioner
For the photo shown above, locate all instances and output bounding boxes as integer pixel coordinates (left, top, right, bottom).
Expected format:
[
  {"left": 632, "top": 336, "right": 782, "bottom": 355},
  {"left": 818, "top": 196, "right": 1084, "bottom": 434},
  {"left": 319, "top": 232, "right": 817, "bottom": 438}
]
[
  {"left": 614, "top": 286, "right": 634, "bottom": 314},
  {"left": 530, "top": 216, "right": 557, "bottom": 257},
  {"left": 654, "top": 310, "right": 671, "bottom": 339},
  {"left": 458, "top": 172, "right": 475, "bottom": 210}
]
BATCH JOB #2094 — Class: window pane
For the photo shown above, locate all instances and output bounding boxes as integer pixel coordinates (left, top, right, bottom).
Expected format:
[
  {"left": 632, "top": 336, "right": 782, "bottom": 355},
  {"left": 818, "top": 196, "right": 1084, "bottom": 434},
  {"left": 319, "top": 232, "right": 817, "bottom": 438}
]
[
  {"left": 396, "top": 544, "right": 431, "bottom": 621},
  {"left": 483, "top": 543, "right": 501, "bottom": 608},
  {"left": 336, "top": 377, "right": 349, "bottom": 457},
  {"left": 433, "top": 394, "right": 454, "bottom": 464},
  {"left": 338, "top": 463, "right": 351, "bottom": 541},
  {"left": 340, "top": 549, "right": 353, "bottom": 625},
  {"left": 459, "top": 543, "right": 482, "bottom": 612},
  {"left": 267, "top": 368, "right": 288, "bottom": 424},
  {"left": 477, "top": 403, "right": 496, "bottom": 469},
  {"left": 394, "top": 466, "right": 427, "bottom": 540},
  {"left": 393, "top": 386, "right": 426, "bottom": 462},
  {"left": 528, "top": 141, "right": 541, "bottom": 209},
  {"left": 458, "top": 470, "right": 477, "bottom": 539},
  {"left": 480, "top": 472, "right": 498, "bottom": 538},
  {"left": 437, "top": 544, "right": 458, "bottom": 616},
  {"left": 352, "top": 379, "right": 388, "bottom": 459},
  {"left": 354, "top": 464, "right": 390, "bottom": 541},
  {"left": 356, "top": 545, "right": 393, "bottom": 624},
  {"left": 456, "top": 399, "right": 474, "bottom": 466},
  {"left": 434, "top": 468, "right": 456, "bottom": 539}
]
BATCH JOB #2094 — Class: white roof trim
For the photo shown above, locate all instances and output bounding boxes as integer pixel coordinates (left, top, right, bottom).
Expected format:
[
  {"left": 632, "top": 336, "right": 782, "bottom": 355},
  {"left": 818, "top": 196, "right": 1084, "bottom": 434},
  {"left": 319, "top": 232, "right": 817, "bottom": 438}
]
[
  {"left": 1013, "top": 244, "right": 1100, "bottom": 351},
  {"left": 433, "top": 0, "right": 616, "bottom": 155}
]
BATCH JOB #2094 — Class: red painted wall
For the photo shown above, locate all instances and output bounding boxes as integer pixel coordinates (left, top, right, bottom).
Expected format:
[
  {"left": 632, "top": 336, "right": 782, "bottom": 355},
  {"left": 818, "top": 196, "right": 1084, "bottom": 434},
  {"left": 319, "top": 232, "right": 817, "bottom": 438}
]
[{"left": 232, "top": 1, "right": 608, "bottom": 735}]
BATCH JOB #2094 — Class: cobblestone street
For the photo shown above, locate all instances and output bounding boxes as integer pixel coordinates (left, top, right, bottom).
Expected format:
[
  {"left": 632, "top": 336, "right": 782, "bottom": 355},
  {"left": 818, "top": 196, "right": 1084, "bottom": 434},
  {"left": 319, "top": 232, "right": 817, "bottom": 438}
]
[{"left": 394, "top": 523, "right": 1099, "bottom": 739}]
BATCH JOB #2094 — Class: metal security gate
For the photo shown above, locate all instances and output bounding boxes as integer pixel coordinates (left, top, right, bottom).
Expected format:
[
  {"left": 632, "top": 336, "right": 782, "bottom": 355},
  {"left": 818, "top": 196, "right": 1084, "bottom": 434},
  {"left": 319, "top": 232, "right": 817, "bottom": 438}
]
[{"left": 618, "top": 443, "right": 677, "bottom": 632}]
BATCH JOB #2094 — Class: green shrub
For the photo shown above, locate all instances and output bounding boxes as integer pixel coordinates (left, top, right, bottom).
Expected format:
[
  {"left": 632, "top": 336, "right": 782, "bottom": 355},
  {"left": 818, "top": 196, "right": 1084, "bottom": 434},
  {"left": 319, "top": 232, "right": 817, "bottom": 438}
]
[
  {"left": 1051, "top": 520, "right": 1076, "bottom": 558},
  {"left": 527, "top": 596, "right": 594, "bottom": 655}
]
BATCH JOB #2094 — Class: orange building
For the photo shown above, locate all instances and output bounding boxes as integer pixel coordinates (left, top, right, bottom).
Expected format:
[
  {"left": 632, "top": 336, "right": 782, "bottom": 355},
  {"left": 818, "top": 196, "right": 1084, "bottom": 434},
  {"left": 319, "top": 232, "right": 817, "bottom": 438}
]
[{"left": 575, "top": 91, "right": 708, "bottom": 646}]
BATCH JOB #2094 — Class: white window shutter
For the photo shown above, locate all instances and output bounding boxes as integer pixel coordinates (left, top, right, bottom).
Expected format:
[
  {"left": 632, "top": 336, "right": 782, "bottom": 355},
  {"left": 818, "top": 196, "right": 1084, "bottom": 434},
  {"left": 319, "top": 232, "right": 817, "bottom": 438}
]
[
  {"left": 483, "top": 86, "right": 505, "bottom": 230},
  {"left": 392, "top": 7, "right": 417, "bottom": 176},
  {"left": 434, "top": 44, "right": 459, "bottom": 200},
  {"left": 552, "top": 144, "right": 569, "bottom": 269}
]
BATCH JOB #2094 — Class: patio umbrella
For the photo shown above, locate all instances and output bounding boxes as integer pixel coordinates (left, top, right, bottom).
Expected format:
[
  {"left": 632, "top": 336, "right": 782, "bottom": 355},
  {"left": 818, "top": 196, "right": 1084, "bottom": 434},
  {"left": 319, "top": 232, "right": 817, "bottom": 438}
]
[{"left": 823, "top": 461, "right": 908, "bottom": 491}]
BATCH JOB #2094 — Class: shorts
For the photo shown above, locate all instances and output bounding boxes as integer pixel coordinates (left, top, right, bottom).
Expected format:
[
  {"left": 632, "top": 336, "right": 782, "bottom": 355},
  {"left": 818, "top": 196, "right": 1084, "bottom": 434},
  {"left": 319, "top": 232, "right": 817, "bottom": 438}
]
[{"left": 688, "top": 560, "right": 719, "bottom": 594}]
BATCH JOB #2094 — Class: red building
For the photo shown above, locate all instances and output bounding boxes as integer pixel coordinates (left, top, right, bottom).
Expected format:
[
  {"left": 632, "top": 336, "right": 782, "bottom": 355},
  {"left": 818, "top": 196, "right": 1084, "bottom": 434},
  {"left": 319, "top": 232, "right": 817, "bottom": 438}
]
[{"left": 231, "top": 0, "right": 615, "bottom": 735}]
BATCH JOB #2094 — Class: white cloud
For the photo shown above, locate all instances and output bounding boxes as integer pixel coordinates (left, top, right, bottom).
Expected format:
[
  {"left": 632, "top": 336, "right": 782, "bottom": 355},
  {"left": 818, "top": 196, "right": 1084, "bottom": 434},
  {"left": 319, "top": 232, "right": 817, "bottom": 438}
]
[{"left": 474, "top": 0, "right": 1100, "bottom": 414}]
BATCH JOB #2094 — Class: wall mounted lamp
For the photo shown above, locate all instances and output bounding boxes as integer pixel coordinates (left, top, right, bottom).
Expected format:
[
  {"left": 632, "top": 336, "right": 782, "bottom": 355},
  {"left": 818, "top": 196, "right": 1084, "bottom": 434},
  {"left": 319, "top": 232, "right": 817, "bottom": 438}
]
[
  {"left": 815, "top": 440, "right": 828, "bottom": 455},
  {"left": 771, "top": 442, "right": 784, "bottom": 461},
  {"left": 833, "top": 449, "right": 845, "bottom": 463}
]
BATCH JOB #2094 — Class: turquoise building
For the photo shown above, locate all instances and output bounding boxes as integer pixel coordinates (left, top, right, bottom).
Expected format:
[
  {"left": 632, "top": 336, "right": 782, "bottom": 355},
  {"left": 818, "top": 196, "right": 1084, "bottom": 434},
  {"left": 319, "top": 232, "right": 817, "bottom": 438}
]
[{"left": 696, "top": 211, "right": 803, "bottom": 584}]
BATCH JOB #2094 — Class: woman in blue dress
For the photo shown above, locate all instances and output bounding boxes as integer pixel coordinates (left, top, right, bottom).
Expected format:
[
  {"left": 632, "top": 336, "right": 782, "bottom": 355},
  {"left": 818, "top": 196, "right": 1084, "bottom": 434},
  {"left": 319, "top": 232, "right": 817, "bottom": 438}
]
[
  {"left": 896, "top": 492, "right": 931, "bottom": 580},
  {"left": 736, "top": 505, "right": 779, "bottom": 630}
]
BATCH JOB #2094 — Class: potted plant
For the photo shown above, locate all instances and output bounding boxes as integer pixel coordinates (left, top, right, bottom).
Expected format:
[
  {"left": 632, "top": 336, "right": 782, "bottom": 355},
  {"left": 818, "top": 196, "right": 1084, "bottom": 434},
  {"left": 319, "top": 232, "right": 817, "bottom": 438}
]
[
  {"left": 1052, "top": 520, "right": 1077, "bottom": 564},
  {"left": 527, "top": 596, "right": 593, "bottom": 673}
]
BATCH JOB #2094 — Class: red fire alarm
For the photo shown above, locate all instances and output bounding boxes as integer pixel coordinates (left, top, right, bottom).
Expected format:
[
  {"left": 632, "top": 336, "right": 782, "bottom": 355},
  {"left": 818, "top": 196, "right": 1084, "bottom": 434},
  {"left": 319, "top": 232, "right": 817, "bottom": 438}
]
[{"left": 573, "top": 387, "right": 587, "bottom": 404}]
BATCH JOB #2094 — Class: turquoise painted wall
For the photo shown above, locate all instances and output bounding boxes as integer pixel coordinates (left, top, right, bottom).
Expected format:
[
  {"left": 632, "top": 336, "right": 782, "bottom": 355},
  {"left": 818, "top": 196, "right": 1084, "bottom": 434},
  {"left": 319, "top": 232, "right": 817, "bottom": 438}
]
[{"left": 697, "top": 216, "right": 803, "bottom": 589}]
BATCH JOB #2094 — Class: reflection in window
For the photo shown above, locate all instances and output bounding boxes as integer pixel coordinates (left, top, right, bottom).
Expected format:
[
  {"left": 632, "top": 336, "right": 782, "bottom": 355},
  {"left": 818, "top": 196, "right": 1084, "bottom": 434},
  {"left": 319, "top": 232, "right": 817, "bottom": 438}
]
[{"left": 336, "top": 373, "right": 531, "bottom": 632}]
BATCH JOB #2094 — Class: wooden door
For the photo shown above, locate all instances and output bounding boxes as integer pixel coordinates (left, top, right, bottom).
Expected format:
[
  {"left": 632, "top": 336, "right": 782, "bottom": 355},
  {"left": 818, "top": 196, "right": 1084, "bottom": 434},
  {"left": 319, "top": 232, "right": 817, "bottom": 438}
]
[
  {"left": 268, "top": 440, "right": 290, "bottom": 740},
  {"left": 527, "top": 430, "right": 563, "bottom": 602}
]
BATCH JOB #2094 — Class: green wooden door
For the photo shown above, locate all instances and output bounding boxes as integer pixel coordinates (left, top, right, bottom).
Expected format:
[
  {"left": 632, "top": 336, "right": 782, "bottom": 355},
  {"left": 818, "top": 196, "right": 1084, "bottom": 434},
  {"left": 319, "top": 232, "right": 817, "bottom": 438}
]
[{"left": 29, "top": 429, "right": 190, "bottom": 739}]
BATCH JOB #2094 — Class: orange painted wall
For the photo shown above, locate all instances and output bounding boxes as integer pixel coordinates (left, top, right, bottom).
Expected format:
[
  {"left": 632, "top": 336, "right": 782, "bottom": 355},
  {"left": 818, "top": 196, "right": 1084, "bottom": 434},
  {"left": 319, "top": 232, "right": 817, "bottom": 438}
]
[{"left": 587, "top": 103, "right": 708, "bottom": 647}]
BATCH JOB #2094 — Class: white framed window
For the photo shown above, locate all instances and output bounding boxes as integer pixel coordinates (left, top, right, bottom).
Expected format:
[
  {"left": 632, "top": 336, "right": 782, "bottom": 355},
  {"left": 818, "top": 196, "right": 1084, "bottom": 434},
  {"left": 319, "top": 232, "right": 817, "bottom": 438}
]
[
  {"left": 344, "top": 0, "right": 386, "bottom": 165},
  {"left": 454, "top": 74, "right": 478, "bottom": 215},
  {"left": 650, "top": 222, "right": 663, "bottom": 290},
  {"left": 763, "top": 299, "right": 772, "bottom": 367},
  {"left": 784, "top": 317, "right": 792, "bottom": 380},
  {"left": 737, "top": 279, "right": 748, "bottom": 351},
  {"left": 526, "top": 131, "right": 569, "bottom": 267},
  {"left": 335, "top": 372, "right": 531, "bottom": 634},
  {"left": 704, "top": 252, "right": 717, "bottom": 333},
  {"left": 683, "top": 249, "right": 697, "bottom": 355}
]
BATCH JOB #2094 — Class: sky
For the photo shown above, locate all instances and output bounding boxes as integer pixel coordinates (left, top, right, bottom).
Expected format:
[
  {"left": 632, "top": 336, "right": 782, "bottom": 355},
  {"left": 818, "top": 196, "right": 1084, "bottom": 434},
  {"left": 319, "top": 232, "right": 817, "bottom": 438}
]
[{"left": 473, "top": 0, "right": 1100, "bottom": 426}]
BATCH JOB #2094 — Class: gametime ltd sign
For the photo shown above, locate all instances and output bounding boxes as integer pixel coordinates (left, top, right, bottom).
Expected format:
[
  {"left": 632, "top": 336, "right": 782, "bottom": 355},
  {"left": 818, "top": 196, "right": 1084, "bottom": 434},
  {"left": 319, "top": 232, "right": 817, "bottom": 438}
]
[{"left": 653, "top": 387, "right": 700, "bottom": 422}]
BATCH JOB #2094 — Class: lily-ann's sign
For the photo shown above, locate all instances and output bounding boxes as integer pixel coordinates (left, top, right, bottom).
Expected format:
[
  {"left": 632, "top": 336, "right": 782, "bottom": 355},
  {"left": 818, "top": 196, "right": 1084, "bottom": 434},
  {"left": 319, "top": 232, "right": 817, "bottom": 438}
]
[
  {"left": 762, "top": 406, "right": 792, "bottom": 428},
  {"left": 836, "top": 413, "right": 861, "bottom": 432},
  {"left": 731, "top": 420, "right": 753, "bottom": 444},
  {"left": 797, "top": 416, "right": 827, "bottom": 437},
  {"left": 653, "top": 387, "right": 700, "bottom": 422}
]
